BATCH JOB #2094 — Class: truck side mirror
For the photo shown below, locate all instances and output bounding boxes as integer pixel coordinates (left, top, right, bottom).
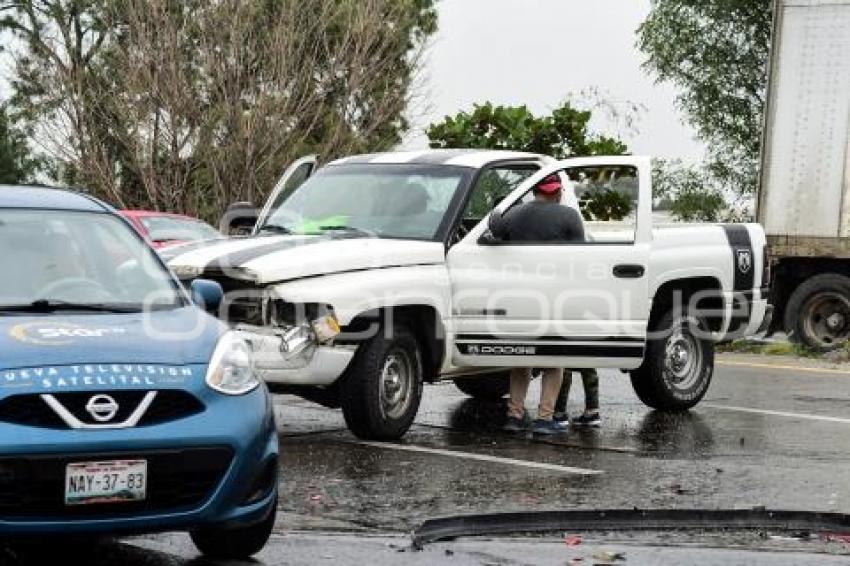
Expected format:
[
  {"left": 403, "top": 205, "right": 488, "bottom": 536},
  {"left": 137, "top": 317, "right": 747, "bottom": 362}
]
[
  {"left": 219, "top": 202, "right": 259, "bottom": 235},
  {"left": 478, "top": 211, "right": 503, "bottom": 245},
  {"left": 477, "top": 231, "right": 501, "bottom": 246}
]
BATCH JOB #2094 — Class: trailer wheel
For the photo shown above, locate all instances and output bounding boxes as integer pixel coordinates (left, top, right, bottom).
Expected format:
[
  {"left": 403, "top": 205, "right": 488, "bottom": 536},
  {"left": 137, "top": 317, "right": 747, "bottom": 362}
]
[
  {"left": 453, "top": 372, "right": 511, "bottom": 401},
  {"left": 785, "top": 273, "right": 850, "bottom": 351},
  {"left": 630, "top": 308, "right": 713, "bottom": 411},
  {"left": 339, "top": 322, "right": 423, "bottom": 440}
]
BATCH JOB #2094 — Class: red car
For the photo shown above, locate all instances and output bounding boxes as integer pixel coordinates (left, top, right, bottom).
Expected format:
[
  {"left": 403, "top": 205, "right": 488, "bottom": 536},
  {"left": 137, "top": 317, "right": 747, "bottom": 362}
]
[{"left": 121, "top": 210, "right": 222, "bottom": 249}]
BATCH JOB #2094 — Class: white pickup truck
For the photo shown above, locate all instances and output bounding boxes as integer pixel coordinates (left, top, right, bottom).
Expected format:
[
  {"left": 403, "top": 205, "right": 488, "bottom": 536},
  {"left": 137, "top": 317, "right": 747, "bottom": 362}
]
[{"left": 166, "top": 150, "right": 769, "bottom": 440}]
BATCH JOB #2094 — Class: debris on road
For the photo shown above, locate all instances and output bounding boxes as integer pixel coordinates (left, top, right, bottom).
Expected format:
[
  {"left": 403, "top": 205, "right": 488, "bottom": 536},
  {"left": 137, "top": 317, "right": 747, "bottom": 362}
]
[
  {"left": 592, "top": 550, "right": 626, "bottom": 563},
  {"left": 564, "top": 534, "right": 583, "bottom": 546}
]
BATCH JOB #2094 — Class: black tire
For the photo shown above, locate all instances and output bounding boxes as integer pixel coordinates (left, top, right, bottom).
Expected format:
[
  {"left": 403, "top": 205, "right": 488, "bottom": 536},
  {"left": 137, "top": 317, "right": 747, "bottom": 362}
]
[
  {"left": 630, "top": 308, "right": 714, "bottom": 411},
  {"left": 191, "top": 497, "right": 276, "bottom": 559},
  {"left": 453, "top": 371, "right": 511, "bottom": 401},
  {"left": 340, "top": 322, "right": 424, "bottom": 440},
  {"left": 784, "top": 273, "right": 850, "bottom": 351}
]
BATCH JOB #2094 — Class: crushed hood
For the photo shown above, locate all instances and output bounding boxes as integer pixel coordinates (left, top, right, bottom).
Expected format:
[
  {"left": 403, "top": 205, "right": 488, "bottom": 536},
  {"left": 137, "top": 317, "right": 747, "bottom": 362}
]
[{"left": 165, "top": 235, "right": 446, "bottom": 285}]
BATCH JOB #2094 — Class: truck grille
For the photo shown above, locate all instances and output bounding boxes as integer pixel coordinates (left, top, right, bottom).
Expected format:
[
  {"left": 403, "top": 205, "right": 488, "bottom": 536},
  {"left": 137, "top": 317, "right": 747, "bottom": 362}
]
[
  {"left": 0, "top": 390, "right": 204, "bottom": 429},
  {"left": 0, "top": 447, "right": 233, "bottom": 519}
]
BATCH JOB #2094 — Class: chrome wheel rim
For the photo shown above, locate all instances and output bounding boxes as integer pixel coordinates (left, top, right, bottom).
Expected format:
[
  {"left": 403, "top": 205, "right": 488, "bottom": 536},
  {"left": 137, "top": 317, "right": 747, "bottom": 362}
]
[
  {"left": 663, "top": 325, "right": 703, "bottom": 391},
  {"left": 801, "top": 292, "right": 850, "bottom": 348},
  {"left": 379, "top": 348, "right": 415, "bottom": 420}
]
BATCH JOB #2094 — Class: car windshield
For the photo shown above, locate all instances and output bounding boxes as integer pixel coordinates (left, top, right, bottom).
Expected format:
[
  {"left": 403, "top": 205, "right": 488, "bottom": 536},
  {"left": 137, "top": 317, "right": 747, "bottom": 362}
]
[
  {"left": 259, "top": 164, "right": 470, "bottom": 240},
  {"left": 140, "top": 215, "right": 220, "bottom": 243},
  {"left": 0, "top": 209, "right": 183, "bottom": 311}
]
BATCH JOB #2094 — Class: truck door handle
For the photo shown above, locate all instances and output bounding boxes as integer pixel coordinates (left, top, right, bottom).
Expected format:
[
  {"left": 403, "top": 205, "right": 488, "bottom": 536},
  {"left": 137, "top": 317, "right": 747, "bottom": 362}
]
[{"left": 613, "top": 264, "right": 645, "bottom": 278}]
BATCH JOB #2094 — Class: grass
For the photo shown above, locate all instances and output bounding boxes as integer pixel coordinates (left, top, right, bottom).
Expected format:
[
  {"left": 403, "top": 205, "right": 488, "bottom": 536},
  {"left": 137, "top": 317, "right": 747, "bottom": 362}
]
[{"left": 716, "top": 339, "right": 825, "bottom": 358}]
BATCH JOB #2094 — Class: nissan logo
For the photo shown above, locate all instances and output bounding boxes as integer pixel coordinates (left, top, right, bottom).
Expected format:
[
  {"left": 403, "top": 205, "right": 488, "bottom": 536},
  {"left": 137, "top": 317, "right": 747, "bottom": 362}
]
[{"left": 85, "top": 394, "right": 119, "bottom": 422}]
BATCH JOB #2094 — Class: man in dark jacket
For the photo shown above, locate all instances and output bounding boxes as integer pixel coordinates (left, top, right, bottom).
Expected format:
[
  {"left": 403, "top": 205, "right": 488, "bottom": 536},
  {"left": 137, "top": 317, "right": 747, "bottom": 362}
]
[
  {"left": 490, "top": 174, "right": 585, "bottom": 435},
  {"left": 489, "top": 175, "right": 585, "bottom": 243}
]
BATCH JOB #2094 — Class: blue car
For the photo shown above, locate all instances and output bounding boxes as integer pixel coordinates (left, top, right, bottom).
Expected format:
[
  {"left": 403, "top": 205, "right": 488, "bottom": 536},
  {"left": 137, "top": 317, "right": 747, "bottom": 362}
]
[{"left": 0, "top": 186, "right": 278, "bottom": 559}]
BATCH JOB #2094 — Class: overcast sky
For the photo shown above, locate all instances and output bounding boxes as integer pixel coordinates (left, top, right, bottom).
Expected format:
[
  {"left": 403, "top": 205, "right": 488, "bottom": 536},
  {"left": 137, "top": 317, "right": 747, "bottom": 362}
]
[
  {"left": 403, "top": 0, "right": 705, "bottom": 161},
  {"left": 2, "top": 1, "right": 704, "bottom": 161}
]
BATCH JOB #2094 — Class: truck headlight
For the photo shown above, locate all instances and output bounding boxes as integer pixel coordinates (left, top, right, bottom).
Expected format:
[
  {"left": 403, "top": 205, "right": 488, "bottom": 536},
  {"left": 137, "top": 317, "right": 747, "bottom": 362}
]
[
  {"left": 206, "top": 332, "right": 259, "bottom": 395},
  {"left": 171, "top": 264, "right": 204, "bottom": 279}
]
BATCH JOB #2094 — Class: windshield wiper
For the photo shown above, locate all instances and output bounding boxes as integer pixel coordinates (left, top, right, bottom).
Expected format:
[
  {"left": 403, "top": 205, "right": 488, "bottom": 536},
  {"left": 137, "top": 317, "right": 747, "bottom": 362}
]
[
  {"left": 0, "top": 299, "right": 142, "bottom": 314},
  {"left": 257, "top": 223, "right": 293, "bottom": 235},
  {"left": 318, "top": 225, "right": 376, "bottom": 238}
]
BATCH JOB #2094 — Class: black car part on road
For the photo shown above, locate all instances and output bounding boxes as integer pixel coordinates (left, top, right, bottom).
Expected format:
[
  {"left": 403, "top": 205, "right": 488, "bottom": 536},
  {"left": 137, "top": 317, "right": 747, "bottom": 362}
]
[{"left": 412, "top": 508, "right": 850, "bottom": 548}]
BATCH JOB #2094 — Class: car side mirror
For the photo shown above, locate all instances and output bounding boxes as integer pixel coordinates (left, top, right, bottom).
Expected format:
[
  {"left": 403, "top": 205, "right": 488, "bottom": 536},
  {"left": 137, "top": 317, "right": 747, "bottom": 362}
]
[
  {"left": 191, "top": 279, "right": 224, "bottom": 313},
  {"left": 219, "top": 202, "right": 259, "bottom": 236}
]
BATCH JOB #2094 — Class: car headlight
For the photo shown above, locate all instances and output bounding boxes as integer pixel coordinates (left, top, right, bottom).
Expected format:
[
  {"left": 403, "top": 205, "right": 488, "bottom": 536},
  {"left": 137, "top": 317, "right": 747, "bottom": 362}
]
[{"left": 205, "top": 332, "right": 259, "bottom": 395}]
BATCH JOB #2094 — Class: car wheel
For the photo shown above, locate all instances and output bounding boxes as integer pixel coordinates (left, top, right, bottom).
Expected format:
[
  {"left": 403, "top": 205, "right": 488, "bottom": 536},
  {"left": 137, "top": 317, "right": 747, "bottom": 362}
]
[
  {"left": 453, "top": 371, "right": 510, "bottom": 401},
  {"left": 190, "top": 497, "right": 276, "bottom": 559},
  {"left": 340, "top": 321, "right": 424, "bottom": 440},
  {"left": 785, "top": 273, "right": 850, "bottom": 351},
  {"left": 631, "top": 308, "right": 713, "bottom": 411}
]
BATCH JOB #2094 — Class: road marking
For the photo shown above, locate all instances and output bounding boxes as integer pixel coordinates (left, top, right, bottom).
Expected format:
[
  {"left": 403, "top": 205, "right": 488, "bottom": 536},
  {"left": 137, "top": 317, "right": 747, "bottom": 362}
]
[
  {"left": 716, "top": 360, "right": 850, "bottom": 375},
  {"left": 704, "top": 404, "right": 850, "bottom": 425},
  {"left": 351, "top": 440, "right": 603, "bottom": 476}
]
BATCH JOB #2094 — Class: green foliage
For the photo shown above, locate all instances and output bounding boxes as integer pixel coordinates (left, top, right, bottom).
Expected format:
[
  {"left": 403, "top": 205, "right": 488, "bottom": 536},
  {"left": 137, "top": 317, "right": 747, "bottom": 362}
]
[
  {"left": 426, "top": 101, "right": 629, "bottom": 160},
  {"left": 653, "top": 159, "right": 727, "bottom": 222},
  {"left": 580, "top": 188, "right": 632, "bottom": 222},
  {"left": 428, "top": 100, "right": 633, "bottom": 220},
  {"left": 637, "top": 0, "right": 772, "bottom": 197},
  {"left": 0, "top": 104, "right": 42, "bottom": 184}
]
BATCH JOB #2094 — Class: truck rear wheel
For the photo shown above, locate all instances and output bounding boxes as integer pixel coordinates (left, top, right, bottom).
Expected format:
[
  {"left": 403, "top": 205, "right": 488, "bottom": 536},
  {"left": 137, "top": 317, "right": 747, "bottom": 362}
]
[
  {"left": 340, "top": 322, "right": 423, "bottom": 440},
  {"left": 631, "top": 308, "right": 713, "bottom": 411},
  {"left": 453, "top": 372, "right": 511, "bottom": 401},
  {"left": 785, "top": 273, "right": 850, "bottom": 351}
]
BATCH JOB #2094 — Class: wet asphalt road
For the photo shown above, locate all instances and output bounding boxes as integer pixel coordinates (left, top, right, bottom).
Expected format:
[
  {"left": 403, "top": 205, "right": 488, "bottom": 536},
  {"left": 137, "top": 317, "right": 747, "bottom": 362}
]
[
  {"left": 5, "top": 353, "right": 850, "bottom": 564},
  {"left": 272, "top": 354, "right": 850, "bottom": 532}
]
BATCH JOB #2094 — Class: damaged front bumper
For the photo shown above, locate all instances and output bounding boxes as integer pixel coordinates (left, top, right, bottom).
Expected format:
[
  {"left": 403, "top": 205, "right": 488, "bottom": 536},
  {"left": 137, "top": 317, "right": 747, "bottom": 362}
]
[{"left": 236, "top": 324, "right": 356, "bottom": 386}]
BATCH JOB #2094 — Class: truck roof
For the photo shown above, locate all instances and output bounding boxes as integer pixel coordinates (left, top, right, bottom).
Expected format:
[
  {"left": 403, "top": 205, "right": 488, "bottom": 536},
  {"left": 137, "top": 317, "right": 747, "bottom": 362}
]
[
  {"left": 0, "top": 185, "right": 109, "bottom": 213},
  {"left": 327, "top": 149, "right": 548, "bottom": 169}
]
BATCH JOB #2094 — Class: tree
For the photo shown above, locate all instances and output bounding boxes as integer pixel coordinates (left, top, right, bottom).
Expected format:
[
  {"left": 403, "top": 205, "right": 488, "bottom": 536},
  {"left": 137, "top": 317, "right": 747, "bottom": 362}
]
[
  {"left": 1, "top": 0, "right": 437, "bottom": 219},
  {"left": 427, "top": 101, "right": 629, "bottom": 159},
  {"left": 0, "top": 104, "right": 42, "bottom": 184},
  {"left": 637, "top": 0, "right": 773, "bottom": 197},
  {"left": 427, "top": 100, "right": 635, "bottom": 220},
  {"left": 653, "top": 159, "right": 728, "bottom": 222}
]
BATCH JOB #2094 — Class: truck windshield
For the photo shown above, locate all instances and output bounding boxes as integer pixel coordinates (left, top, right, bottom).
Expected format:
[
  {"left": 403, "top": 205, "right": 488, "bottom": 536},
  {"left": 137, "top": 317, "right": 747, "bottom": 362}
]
[
  {"left": 0, "top": 210, "right": 183, "bottom": 312},
  {"left": 259, "top": 164, "right": 470, "bottom": 240}
]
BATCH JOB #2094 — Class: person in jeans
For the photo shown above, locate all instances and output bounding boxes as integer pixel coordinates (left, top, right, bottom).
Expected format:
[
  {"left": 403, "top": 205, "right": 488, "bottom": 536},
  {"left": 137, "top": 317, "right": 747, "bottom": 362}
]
[
  {"left": 554, "top": 369, "right": 601, "bottom": 427},
  {"left": 489, "top": 173, "right": 585, "bottom": 435}
]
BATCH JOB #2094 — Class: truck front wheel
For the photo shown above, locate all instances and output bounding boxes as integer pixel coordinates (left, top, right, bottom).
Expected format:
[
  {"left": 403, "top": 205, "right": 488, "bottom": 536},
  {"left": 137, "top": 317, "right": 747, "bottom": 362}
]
[
  {"left": 340, "top": 322, "right": 424, "bottom": 440},
  {"left": 631, "top": 309, "right": 713, "bottom": 411},
  {"left": 785, "top": 273, "right": 850, "bottom": 351}
]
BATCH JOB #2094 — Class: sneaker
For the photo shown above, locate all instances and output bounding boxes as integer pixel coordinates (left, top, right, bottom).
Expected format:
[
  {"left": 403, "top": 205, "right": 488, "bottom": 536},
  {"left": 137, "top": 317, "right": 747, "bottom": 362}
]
[
  {"left": 571, "top": 412, "right": 601, "bottom": 427},
  {"left": 531, "top": 418, "right": 566, "bottom": 435},
  {"left": 553, "top": 411, "right": 570, "bottom": 429},
  {"left": 503, "top": 411, "right": 531, "bottom": 432}
]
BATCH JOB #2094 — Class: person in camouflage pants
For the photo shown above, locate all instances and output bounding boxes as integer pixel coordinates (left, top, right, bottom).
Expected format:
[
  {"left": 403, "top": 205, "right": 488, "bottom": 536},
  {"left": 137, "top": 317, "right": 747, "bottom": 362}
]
[{"left": 554, "top": 369, "right": 600, "bottom": 427}]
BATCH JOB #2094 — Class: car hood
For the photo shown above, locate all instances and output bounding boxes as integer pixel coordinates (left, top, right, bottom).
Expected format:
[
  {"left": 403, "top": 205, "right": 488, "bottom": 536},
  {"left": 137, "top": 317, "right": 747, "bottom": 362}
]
[
  {"left": 0, "top": 308, "right": 225, "bottom": 371},
  {"left": 164, "top": 235, "right": 446, "bottom": 285}
]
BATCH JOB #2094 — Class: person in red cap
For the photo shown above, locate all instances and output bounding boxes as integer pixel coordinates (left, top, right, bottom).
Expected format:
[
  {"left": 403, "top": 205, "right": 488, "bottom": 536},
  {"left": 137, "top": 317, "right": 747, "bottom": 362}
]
[{"left": 488, "top": 172, "right": 586, "bottom": 435}]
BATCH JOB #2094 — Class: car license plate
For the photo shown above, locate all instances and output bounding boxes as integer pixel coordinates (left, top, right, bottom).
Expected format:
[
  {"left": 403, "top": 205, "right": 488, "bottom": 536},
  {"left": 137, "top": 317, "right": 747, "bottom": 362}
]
[{"left": 65, "top": 460, "right": 147, "bottom": 505}]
